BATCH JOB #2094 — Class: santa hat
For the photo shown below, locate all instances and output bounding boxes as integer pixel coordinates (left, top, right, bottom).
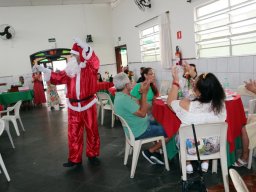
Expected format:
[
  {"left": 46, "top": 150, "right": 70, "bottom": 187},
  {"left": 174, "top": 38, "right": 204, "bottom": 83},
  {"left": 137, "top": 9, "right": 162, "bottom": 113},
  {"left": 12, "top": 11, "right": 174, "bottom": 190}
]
[
  {"left": 70, "top": 43, "right": 85, "bottom": 62},
  {"left": 70, "top": 43, "right": 80, "bottom": 56}
]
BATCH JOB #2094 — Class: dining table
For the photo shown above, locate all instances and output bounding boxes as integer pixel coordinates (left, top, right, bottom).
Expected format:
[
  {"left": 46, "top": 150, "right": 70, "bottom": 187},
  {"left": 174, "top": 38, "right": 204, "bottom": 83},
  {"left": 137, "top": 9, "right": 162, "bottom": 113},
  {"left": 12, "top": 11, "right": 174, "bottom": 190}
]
[
  {"left": 152, "top": 94, "right": 247, "bottom": 166},
  {"left": 0, "top": 90, "right": 34, "bottom": 107}
]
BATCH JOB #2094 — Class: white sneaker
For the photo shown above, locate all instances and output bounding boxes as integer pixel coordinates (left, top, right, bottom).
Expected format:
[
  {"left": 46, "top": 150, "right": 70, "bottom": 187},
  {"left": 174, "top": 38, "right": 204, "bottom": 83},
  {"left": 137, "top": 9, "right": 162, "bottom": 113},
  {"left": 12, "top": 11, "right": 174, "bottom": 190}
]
[
  {"left": 201, "top": 162, "right": 209, "bottom": 172},
  {"left": 186, "top": 164, "right": 193, "bottom": 174}
]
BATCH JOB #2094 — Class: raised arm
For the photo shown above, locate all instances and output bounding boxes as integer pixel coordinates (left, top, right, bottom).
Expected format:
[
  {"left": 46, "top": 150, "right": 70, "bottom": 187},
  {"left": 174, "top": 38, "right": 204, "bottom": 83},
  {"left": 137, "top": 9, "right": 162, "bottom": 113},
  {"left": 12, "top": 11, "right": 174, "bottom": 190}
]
[{"left": 134, "top": 81, "right": 150, "bottom": 117}]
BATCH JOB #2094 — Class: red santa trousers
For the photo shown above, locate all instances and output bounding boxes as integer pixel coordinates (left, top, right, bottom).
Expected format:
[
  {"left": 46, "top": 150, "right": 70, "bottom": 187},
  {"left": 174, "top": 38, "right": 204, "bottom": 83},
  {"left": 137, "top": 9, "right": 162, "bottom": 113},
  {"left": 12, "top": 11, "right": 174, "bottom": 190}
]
[{"left": 67, "top": 104, "right": 100, "bottom": 163}]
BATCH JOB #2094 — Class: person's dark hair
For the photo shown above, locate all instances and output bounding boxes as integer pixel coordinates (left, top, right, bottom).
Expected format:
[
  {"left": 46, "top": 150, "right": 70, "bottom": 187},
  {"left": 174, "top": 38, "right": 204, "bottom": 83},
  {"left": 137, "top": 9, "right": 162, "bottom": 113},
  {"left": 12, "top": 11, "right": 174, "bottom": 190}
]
[
  {"left": 195, "top": 73, "right": 225, "bottom": 115},
  {"left": 140, "top": 67, "right": 145, "bottom": 73},
  {"left": 141, "top": 67, "right": 158, "bottom": 96},
  {"left": 97, "top": 73, "right": 103, "bottom": 82}
]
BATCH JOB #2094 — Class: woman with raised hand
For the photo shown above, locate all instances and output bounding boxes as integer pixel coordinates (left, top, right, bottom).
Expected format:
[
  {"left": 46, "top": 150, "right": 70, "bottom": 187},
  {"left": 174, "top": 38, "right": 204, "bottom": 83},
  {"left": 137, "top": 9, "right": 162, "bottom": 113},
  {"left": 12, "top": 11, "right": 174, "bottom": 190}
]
[
  {"left": 131, "top": 67, "right": 159, "bottom": 105},
  {"left": 167, "top": 66, "right": 226, "bottom": 174}
]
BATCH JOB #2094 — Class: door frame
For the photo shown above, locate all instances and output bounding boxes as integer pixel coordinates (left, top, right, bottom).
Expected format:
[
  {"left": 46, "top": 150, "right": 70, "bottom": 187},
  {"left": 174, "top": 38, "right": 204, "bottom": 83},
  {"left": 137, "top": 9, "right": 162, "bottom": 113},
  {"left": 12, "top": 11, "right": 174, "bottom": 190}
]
[{"left": 115, "top": 45, "right": 127, "bottom": 73}]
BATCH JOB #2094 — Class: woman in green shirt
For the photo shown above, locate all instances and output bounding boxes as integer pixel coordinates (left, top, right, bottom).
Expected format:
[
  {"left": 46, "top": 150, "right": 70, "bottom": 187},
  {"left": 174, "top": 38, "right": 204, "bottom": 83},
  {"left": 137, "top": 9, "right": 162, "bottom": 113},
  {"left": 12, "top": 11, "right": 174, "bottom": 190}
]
[
  {"left": 131, "top": 67, "right": 159, "bottom": 105},
  {"left": 131, "top": 68, "right": 159, "bottom": 122}
]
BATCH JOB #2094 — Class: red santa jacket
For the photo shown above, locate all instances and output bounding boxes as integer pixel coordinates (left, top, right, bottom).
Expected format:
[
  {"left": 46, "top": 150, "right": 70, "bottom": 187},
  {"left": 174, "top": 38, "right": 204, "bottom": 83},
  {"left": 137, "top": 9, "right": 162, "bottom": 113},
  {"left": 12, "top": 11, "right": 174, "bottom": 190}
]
[{"left": 50, "top": 51, "right": 100, "bottom": 112}]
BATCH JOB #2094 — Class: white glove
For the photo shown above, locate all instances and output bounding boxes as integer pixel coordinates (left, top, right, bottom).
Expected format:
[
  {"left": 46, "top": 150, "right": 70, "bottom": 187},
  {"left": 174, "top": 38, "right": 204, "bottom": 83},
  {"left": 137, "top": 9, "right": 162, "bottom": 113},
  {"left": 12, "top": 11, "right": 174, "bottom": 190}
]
[
  {"left": 34, "top": 64, "right": 51, "bottom": 74},
  {"left": 73, "top": 37, "right": 89, "bottom": 52},
  {"left": 33, "top": 64, "right": 51, "bottom": 81}
]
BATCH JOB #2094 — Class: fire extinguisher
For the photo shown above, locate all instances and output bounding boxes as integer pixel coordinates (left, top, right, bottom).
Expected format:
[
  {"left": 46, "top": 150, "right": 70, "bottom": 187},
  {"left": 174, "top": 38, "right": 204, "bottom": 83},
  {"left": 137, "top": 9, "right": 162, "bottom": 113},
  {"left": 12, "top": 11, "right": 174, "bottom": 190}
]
[{"left": 175, "top": 46, "right": 182, "bottom": 65}]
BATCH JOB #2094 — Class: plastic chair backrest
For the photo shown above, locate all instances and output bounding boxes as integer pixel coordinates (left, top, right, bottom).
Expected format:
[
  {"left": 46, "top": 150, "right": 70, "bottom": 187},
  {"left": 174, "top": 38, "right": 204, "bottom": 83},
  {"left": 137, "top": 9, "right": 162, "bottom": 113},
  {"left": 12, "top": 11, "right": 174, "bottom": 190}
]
[
  {"left": 179, "top": 122, "right": 228, "bottom": 158},
  {"left": 114, "top": 113, "right": 135, "bottom": 145},
  {"left": 96, "top": 92, "right": 114, "bottom": 109},
  {"left": 14, "top": 100, "right": 22, "bottom": 118},
  {"left": 248, "top": 99, "right": 256, "bottom": 115},
  {"left": 229, "top": 169, "right": 249, "bottom": 192},
  {"left": 0, "top": 119, "right": 5, "bottom": 135}
]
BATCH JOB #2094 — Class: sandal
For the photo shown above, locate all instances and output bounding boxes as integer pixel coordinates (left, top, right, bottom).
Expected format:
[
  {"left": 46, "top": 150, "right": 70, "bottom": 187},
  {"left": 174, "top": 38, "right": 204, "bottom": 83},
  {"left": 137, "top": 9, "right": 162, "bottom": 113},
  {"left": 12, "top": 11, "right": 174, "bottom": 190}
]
[
  {"left": 201, "top": 162, "right": 209, "bottom": 172},
  {"left": 233, "top": 158, "right": 248, "bottom": 167}
]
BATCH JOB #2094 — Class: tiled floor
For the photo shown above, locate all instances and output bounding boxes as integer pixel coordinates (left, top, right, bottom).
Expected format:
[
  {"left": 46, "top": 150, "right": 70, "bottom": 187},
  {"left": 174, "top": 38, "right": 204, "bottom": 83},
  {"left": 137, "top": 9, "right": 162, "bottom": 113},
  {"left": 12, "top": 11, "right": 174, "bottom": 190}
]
[{"left": 0, "top": 105, "right": 255, "bottom": 192}]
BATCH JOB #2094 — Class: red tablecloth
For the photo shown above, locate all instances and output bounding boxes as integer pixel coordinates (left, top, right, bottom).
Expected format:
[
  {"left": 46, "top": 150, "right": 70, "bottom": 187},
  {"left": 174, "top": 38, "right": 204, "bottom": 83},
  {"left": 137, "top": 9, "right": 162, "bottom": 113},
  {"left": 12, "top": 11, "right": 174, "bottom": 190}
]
[
  {"left": 152, "top": 95, "right": 247, "bottom": 153},
  {"left": 108, "top": 86, "right": 116, "bottom": 96},
  {"left": 97, "top": 82, "right": 114, "bottom": 92}
]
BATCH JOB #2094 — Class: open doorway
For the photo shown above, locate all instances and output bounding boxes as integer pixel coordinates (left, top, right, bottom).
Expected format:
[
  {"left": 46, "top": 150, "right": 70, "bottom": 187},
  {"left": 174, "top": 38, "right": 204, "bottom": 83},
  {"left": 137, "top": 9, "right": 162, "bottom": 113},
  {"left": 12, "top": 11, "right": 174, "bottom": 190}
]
[{"left": 115, "top": 45, "right": 127, "bottom": 73}]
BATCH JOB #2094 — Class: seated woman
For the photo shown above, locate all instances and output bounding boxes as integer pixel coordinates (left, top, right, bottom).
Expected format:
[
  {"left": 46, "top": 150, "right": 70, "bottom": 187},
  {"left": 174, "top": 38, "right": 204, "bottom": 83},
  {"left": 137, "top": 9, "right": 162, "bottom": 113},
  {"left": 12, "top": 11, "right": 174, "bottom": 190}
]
[
  {"left": 97, "top": 73, "right": 103, "bottom": 82},
  {"left": 131, "top": 67, "right": 159, "bottom": 121},
  {"left": 19, "top": 76, "right": 25, "bottom": 86},
  {"left": 167, "top": 67, "right": 226, "bottom": 174},
  {"left": 131, "top": 67, "right": 159, "bottom": 105}
]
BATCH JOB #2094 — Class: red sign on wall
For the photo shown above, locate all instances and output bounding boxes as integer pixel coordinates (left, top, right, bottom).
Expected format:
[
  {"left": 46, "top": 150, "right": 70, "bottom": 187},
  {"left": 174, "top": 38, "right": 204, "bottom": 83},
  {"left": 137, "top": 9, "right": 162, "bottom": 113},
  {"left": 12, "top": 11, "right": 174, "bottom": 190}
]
[{"left": 177, "top": 31, "right": 182, "bottom": 39}]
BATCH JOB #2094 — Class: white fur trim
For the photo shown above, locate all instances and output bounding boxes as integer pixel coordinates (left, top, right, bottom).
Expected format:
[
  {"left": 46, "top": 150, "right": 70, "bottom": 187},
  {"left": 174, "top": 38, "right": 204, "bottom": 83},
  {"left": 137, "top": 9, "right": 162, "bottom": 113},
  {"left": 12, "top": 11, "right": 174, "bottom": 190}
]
[
  {"left": 82, "top": 47, "right": 93, "bottom": 60},
  {"left": 79, "top": 62, "right": 86, "bottom": 68},
  {"left": 70, "top": 50, "right": 79, "bottom": 55},
  {"left": 67, "top": 97, "right": 97, "bottom": 112},
  {"left": 76, "top": 71, "right": 81, "bottom": 99},
  {"left": 65, "top": 58, "right": 80, "bottom": 78}
]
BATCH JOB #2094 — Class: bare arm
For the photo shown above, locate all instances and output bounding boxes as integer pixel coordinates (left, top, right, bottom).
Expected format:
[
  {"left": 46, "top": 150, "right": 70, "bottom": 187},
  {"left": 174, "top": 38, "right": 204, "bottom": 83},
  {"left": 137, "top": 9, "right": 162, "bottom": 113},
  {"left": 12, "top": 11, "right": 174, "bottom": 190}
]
[
  {"left": 167, "top": 65, "right": 191, "bottom": 111},
  {"left": 167, "top": 65, "right": 179, "bottom": 105}
]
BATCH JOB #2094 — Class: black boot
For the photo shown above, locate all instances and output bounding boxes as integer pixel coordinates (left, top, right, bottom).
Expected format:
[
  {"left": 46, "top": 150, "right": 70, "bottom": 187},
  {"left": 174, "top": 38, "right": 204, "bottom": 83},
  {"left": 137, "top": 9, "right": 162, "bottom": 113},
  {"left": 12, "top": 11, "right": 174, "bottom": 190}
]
[
  {"left": 63, "top": 161, "right": 82, "bottom": 167},
  {"left": 88, "top": 157, "right": 100, "bottom": 166}
]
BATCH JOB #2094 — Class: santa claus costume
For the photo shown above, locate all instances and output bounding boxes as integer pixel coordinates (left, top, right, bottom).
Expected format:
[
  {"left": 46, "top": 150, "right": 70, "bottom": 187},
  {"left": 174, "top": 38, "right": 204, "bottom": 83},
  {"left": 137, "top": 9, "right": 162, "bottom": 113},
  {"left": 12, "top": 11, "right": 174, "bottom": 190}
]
[{"left": 35, "top": 38, "right": 100, "bottom": 167}]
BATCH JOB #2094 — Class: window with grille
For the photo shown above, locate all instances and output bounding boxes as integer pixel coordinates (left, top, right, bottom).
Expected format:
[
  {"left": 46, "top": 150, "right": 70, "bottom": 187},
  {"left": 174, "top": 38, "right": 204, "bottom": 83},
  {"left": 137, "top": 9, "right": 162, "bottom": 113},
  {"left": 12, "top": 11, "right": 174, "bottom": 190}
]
[
  {"left": 195, "top": 0, "right": 256, "bottom": 58},
  {"left": 139, "top": 25, "right": 160, "bottom": 62}
]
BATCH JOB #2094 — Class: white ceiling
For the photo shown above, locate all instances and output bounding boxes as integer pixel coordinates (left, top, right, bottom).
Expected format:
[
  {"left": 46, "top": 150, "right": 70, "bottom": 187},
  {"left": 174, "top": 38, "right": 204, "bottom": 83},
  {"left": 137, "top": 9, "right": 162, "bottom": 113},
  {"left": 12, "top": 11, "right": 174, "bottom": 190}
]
[{"left": 0, "top": 0, "right": 120, "bottom": 7}]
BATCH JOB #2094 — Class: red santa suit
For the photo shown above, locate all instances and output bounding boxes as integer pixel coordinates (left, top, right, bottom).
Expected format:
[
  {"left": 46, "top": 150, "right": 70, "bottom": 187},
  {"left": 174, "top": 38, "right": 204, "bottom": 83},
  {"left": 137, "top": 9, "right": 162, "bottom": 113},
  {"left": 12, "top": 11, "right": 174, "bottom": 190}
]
[{"left": 48, "top": 43, "right": 100, "bottom": 163}]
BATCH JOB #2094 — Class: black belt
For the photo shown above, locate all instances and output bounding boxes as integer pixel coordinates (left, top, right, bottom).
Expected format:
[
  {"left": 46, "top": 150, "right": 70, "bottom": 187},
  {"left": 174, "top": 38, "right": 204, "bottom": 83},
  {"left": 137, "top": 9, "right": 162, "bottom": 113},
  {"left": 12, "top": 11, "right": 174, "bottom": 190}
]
[{"left": 69, "top": 95, "right": 94, "bottom": 103}]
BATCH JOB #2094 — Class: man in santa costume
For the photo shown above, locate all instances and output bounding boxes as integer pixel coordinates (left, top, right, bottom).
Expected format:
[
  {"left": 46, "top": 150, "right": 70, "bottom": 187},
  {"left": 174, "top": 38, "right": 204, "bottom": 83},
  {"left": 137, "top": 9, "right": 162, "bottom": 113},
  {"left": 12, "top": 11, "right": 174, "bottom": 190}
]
[{"left": 34, "top": 38, "right": 100, "bottom": 167}]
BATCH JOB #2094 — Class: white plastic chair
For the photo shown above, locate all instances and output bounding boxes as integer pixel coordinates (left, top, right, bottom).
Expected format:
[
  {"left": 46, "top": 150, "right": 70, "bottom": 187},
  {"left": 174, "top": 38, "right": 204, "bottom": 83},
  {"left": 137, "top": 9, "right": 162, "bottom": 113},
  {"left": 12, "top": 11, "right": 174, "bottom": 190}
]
[
  {"left": 246, "top": 99, "right": 256, "bottom": 169},
  {"left": 245, "top": 116, "right": 256, "bottom": 170},
  {"left": 0, "top": 119, "right": 11, "bottom": 182},
  {"left": 1, "top": 119, "right": 15, "bottom": 149},
  {"left": 178, "top": 122, "right": 229, "bottom": 192},
  {"left": 229, "top": 169, "right": 249, "bottom": 192},
  {"left": 0, "top": 100, "right": 25, "bottom": 136},
  {"left": 115, "top": 113, "right": 170, "bottom": 178},
  {"left": 248, "top": 98, "right": 256, "bottom": 115},
  {"left": 96, "top": 92, "right": 115, "bottom": 128}
]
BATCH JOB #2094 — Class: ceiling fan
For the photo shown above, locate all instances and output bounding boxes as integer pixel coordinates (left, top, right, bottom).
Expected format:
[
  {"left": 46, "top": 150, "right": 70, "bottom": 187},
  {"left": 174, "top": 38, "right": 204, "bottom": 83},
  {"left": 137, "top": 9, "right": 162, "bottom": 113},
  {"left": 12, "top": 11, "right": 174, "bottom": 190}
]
[
  {"left": 134, "top": 0, "right": 151, "bottom": 11},
  {"left": 0, "top": 24, "right": 15, "bottom": 40}
]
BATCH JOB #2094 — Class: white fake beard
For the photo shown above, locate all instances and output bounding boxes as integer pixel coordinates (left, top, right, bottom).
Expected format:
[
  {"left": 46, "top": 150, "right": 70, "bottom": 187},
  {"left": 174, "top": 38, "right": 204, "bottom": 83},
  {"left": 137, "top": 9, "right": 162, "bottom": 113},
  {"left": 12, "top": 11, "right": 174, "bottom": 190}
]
[{"left": 65, "top": 57, "right": 80, "bottom": 77}]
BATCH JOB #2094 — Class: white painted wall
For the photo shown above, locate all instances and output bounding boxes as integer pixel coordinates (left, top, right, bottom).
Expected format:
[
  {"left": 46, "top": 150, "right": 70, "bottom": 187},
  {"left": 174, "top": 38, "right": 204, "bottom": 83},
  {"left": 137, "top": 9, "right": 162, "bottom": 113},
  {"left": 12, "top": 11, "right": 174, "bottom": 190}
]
[
  {"left": 0, "top": 4, "right": 115, "bottom": 77},
  {"left": 111, "top": 0, "right": 197, "bottom": 62}
]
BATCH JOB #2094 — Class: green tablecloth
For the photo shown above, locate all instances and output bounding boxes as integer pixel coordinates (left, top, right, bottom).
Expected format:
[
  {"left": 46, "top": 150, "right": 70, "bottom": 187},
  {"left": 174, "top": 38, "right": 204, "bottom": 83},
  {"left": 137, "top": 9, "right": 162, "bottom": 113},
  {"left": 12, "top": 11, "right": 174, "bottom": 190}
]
[
  {"left": 0, "top": 90, "right": 34, "bottom": 106},
  {"left": 166, "top": 135, "right": 242, "bottom": 167}
]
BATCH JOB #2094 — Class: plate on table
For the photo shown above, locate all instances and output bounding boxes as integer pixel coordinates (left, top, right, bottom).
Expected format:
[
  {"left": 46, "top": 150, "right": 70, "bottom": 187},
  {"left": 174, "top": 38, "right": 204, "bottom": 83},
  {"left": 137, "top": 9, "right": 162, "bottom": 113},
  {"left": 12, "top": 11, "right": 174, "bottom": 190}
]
[{"left": 161, "top": 95, "right": 168, "bottom": 99}]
